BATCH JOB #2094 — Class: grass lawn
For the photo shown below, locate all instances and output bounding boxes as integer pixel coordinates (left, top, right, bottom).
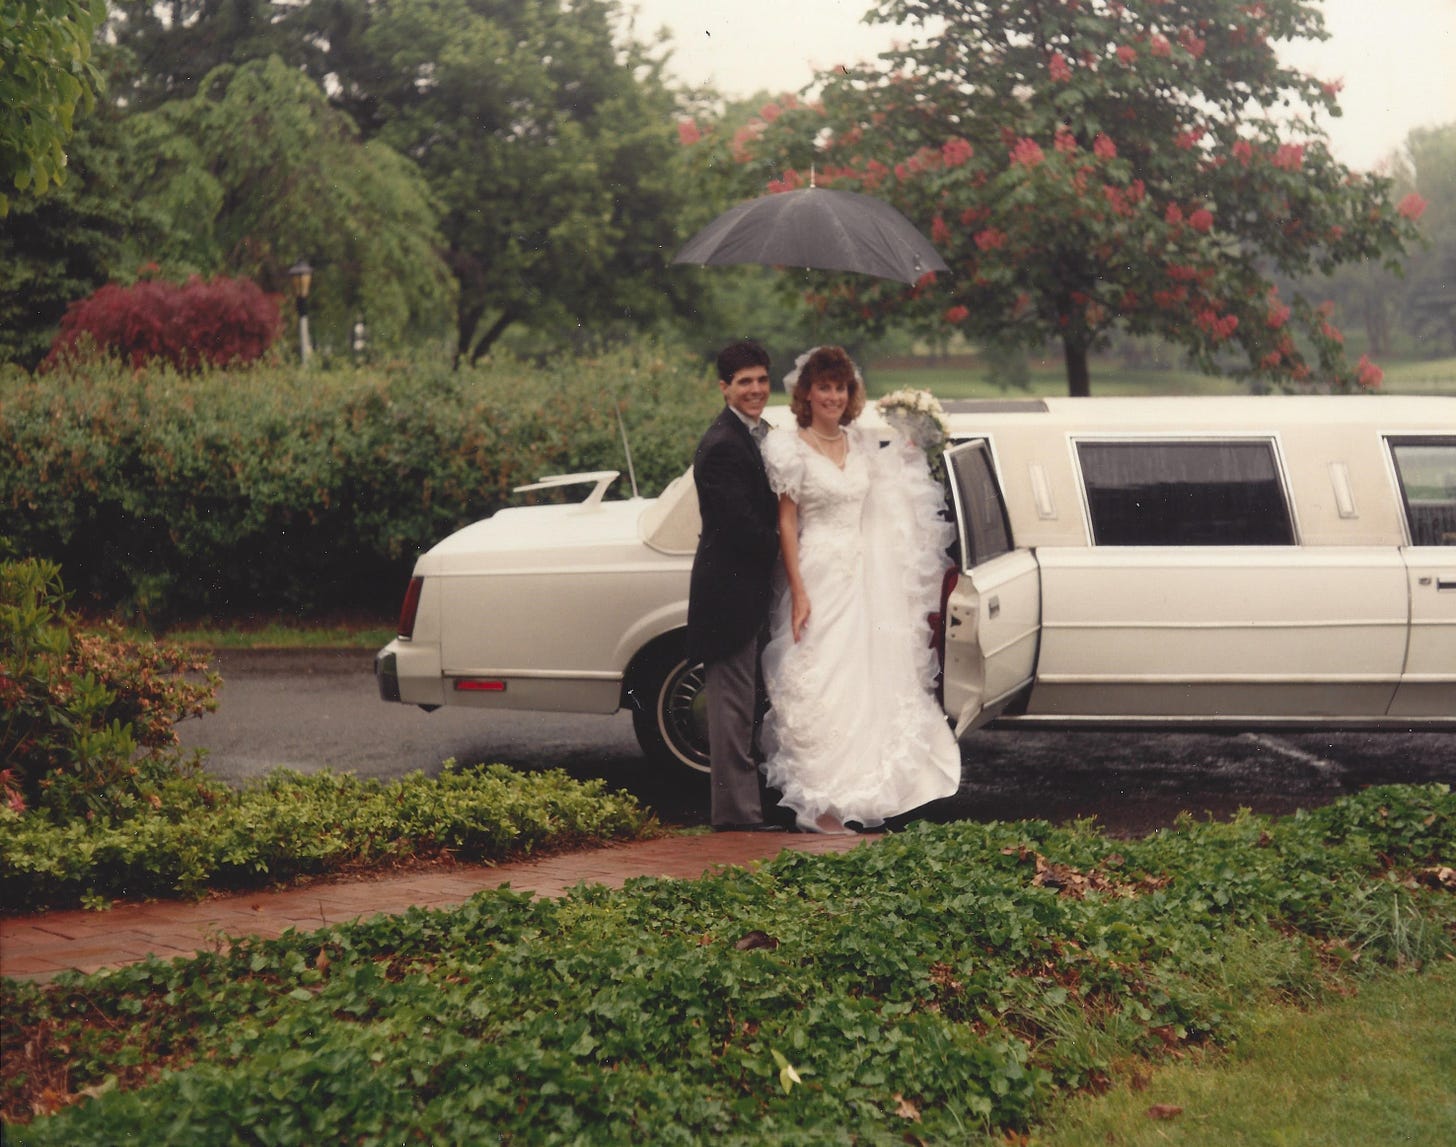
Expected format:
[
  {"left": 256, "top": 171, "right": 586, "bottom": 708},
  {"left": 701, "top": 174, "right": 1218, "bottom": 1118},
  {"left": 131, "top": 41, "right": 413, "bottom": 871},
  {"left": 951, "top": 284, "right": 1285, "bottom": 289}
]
[
  {"left": 1034, "top": 959, "right": 1456, "bottom": 1146},
  {"left": 1381, "top": 356, "right": 1456, "bottom": 393},
  {"left": 867, "top": 359, "right": 1242, "bottom": 398},
  {"left": 156, "top": 618, "right": 396, "bottom": 650}
]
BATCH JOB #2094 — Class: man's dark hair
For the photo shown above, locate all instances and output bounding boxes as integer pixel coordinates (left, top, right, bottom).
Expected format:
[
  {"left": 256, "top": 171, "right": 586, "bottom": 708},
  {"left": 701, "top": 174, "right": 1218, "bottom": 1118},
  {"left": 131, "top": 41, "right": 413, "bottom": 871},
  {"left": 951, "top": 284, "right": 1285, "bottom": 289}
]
[{"left": 716, "top": 339, "right": 771, "bottom": 383}]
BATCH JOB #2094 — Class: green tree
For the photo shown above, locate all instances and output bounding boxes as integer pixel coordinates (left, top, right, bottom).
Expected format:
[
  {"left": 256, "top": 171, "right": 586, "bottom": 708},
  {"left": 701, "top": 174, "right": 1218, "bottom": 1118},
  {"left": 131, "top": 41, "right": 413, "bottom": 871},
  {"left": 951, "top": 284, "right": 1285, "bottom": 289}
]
[
  {"left": 0, "top": 0, "right": 107, "bottom": 214},
  {"left": 300, "top": 0, "right": 693, "bottom": 362},
  {"left": 693, "top": 0, "right": 1423, "bottom": 394},
  {"left": 1308, "top": 122, "right": 1455, "bottom": 359},
  {"left": 89, "top": 1, "right": 698, "bottom": 359},
  {"left": 1395, "top": 123, "right": 1456, "bottom": 354},
  {"left": 124, "top": 57, "right": 456, "bottom": 351},
  {"left": 0, "top": 81, "right": 144, "bottom": 368},
  {"left": 103, "top": 0, "right": 299, "bottom": 111}
]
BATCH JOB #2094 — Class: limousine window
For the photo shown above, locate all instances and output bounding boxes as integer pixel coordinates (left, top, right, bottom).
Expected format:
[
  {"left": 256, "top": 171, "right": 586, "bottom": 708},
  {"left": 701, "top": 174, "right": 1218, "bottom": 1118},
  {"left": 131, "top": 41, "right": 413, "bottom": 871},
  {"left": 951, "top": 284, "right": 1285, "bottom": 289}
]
[
  {"left": 1389, "top": 437, "right": 1456, "bottom": 546},
  {"left": 949, "top": 440, "right": 1013, "bottom": 566},
  {"left": 1077, "top": 439, "right": 1295, "bottom": 546}
]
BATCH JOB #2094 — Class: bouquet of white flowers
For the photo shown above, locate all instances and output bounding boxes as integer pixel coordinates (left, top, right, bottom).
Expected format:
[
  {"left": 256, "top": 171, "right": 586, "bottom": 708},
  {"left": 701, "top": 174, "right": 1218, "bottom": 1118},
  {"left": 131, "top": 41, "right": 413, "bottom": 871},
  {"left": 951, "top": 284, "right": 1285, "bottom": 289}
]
[{"left": 875, "top": 388, "right": 949, "bottom": 453}]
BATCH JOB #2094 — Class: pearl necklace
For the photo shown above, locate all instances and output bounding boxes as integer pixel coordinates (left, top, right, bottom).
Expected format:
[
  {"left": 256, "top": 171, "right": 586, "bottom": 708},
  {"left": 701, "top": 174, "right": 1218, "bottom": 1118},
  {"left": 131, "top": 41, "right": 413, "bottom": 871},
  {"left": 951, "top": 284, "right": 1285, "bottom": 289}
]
[{"left": 804, "top": 425, "right": 848, "bottom": 469}]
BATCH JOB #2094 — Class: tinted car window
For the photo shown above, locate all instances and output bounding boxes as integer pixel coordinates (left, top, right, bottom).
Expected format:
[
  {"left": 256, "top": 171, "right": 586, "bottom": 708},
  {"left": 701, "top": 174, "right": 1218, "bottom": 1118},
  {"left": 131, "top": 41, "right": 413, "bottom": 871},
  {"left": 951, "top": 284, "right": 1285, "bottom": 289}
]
[
  {"left": 1077, "top": 440, "right": 1295, "bottom": 546},
  {"left": 1389, "top": 437, "right": 1456, "bottom": 546},
  {"left": 949, "top": 441, "right": 1013, "bottom": 566}
]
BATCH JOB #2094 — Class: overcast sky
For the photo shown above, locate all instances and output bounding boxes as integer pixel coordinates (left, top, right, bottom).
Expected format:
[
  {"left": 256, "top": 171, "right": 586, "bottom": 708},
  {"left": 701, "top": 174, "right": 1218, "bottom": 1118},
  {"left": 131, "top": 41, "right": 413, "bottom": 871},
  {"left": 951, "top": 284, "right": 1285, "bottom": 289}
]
[{"left": 627, "top": 0, "right": 1455, "bottom": 172}]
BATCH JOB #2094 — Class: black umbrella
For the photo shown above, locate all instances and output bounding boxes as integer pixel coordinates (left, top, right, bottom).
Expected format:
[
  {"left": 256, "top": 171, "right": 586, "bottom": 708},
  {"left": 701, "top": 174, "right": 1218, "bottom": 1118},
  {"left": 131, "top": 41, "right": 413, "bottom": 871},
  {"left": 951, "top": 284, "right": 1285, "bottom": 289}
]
[{"left": 672, "top": 186, "right": 950, "bottom": 285}]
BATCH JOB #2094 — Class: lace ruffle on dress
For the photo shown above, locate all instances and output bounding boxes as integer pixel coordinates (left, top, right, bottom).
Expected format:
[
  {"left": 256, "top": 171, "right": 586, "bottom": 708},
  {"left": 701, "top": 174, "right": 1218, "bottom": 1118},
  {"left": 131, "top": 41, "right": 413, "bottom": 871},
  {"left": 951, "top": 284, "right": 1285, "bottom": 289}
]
[{"left": 758, "top": 426, "right": 961, "bottom": 831}]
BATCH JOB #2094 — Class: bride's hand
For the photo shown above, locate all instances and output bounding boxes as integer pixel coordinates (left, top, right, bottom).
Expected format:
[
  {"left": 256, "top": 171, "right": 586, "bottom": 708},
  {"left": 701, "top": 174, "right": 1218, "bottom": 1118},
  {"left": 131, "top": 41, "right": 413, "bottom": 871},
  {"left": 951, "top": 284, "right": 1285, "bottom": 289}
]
[{"left": 791, "top": 592, "right": 811, "bottom": 643}]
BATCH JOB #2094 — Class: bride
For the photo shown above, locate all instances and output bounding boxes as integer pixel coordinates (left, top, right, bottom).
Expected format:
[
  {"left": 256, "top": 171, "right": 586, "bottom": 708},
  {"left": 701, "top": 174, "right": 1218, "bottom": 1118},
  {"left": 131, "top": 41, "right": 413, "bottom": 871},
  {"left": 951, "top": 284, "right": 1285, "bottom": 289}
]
[{"left": 758, "top": 345, "right": 961, "bottom": 834}]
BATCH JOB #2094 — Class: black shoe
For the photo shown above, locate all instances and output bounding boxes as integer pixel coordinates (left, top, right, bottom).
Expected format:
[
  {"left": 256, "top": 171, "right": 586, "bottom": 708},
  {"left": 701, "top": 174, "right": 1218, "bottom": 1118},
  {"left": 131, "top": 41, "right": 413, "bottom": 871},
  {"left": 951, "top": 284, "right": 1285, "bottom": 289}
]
[
  {"left": 845, "top": 821, "right": 890, "bottom": 835},
  {"left": 712, "top": 822, "right": 785, "bottom": 833}
]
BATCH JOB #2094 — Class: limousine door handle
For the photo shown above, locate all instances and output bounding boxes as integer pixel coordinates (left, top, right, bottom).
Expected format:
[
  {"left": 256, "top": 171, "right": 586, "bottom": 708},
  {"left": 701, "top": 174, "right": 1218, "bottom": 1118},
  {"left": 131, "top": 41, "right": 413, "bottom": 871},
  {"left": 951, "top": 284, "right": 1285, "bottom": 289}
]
[{"left": 987, "top": 596, "right": 1001, "bottom": 619}]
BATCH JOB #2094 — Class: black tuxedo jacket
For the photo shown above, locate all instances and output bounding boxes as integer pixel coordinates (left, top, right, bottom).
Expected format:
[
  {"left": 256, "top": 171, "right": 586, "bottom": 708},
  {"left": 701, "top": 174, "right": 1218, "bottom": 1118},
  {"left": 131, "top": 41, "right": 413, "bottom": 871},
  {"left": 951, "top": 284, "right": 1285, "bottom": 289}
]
[{"left": 685, "top": 407, "right": 780, "bottom": 664}]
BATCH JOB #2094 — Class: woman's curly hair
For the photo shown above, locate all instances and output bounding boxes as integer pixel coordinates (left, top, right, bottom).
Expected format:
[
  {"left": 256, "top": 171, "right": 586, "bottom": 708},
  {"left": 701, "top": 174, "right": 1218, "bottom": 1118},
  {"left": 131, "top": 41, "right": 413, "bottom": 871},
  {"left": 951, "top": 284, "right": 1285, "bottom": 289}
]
[{"left": 787, "top": 346, "right": 865, "bottom": 428}]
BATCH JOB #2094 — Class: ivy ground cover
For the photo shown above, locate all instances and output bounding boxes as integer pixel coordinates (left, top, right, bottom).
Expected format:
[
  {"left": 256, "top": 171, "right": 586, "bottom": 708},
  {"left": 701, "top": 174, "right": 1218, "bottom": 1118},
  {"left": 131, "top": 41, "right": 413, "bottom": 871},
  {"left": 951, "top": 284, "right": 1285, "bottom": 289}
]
[
  {"left": 1, "top": 764, "right": 657, "bottom": 912},
  {"left": 4, "top": 784, "right": 1452, "bottom": 1143}
]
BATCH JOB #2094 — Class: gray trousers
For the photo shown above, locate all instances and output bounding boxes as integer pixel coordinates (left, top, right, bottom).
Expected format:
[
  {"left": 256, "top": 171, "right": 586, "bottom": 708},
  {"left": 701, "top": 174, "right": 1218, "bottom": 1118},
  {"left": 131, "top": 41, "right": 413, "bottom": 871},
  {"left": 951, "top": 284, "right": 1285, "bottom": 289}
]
[{"left": 705, "top": 632, "right": 765, "bottom": 827}]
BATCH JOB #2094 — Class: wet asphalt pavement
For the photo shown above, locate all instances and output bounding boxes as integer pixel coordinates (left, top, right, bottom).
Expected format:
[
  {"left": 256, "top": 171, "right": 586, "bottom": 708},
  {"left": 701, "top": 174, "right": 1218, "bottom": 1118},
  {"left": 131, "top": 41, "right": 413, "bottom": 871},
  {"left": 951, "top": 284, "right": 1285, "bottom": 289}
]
[{"left": 178, "top": 650, "right": 1456, "bottom": 835}]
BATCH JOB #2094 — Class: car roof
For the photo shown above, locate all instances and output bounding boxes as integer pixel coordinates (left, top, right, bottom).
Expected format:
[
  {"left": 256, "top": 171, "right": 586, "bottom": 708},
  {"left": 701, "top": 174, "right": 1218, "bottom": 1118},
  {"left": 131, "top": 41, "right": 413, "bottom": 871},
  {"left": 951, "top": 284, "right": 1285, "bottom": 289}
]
[
  {"left": 765, "top": 393, "right": 1453, "bottom": 433},
  {"left": 643, "top": 395, "right": 1453, "bottom": 557},
  {"left": 937, "top": 393, "right": 1452, "bottom": 432}
]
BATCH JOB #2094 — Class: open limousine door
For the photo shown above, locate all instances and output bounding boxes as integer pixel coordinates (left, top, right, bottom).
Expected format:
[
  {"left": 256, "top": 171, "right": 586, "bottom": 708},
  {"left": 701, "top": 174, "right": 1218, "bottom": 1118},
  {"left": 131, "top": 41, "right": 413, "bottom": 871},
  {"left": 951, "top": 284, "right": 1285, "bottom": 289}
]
[{"left": 942, "top": 440, "right": 1041, "bottom": 736}]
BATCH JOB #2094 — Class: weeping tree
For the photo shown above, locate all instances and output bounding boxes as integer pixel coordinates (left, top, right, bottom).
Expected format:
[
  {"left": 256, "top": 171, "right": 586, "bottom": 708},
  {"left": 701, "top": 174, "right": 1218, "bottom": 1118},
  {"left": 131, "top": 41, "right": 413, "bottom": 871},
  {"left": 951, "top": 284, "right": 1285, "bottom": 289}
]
[
  {"left": 122, "top": 56, "right": 457, "bottom": 351},
  {"left": 287, "top": 0, "right": 696, "bottom": 362},
  {"left": 103, "top": 0, "right": 700, "bottom": 362}
]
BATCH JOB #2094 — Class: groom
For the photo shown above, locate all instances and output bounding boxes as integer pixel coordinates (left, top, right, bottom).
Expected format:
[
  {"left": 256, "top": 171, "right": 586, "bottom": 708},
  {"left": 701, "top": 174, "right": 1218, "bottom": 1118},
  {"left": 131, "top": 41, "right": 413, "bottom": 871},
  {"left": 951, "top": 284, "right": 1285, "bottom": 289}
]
[{"left": 687, "top": 339, "right": 782, "bottom": 832}]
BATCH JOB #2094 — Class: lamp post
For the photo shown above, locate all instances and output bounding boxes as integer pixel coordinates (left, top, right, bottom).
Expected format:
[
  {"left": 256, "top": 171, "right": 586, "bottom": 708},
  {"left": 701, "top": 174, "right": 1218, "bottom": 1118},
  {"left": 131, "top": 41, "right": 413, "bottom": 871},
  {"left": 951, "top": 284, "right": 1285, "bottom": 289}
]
[{"left": 288, "top": 260, "right": 313, "bottom": 365}]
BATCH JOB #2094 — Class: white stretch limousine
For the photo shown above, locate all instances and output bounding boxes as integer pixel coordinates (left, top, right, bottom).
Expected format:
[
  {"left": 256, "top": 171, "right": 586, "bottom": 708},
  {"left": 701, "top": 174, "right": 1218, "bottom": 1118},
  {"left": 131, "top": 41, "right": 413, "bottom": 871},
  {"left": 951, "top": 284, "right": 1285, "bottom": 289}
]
[{"left": 376, "top": 396, "right": 1456, "bottom": 775}]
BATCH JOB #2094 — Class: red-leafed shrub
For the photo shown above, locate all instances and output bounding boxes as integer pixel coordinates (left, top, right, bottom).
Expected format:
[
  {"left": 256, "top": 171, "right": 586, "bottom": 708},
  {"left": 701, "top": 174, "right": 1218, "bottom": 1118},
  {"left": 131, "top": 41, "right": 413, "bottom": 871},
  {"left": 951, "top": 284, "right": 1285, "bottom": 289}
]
[
  {"left": 44, "top": 275, "right": 283, "bottom": 372},
  {"left": 1, "top": 554, "right": 219, "bottom": 824}
]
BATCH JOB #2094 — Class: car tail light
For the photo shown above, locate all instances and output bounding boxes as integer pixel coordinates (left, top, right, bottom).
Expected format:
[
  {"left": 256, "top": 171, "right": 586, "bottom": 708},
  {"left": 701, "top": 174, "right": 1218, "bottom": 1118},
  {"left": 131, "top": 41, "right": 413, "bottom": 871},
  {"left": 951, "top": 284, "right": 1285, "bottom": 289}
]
[
  {"left": 454, "top": 679, "right": 507, "bottom": 693},
  {"left": 396, "top": 576, "right": 424, "bottom": 639}
]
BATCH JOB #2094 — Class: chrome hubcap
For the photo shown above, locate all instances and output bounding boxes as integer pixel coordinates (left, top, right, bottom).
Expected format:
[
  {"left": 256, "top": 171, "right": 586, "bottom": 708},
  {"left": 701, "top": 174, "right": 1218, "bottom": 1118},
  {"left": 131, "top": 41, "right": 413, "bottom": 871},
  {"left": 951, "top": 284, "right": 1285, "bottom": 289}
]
[{"left": 661, "top": 660, "right": 709, "bottom": 771}]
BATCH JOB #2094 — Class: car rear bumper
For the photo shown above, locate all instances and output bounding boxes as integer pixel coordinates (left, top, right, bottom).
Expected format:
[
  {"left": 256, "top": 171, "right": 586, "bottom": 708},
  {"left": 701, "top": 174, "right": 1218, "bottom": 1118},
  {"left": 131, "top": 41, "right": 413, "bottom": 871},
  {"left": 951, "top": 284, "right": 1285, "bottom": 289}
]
[
  {"left": 375, "top": 638, "right": 447, "bottom": 707},
  {"left": 375, "top": 648, "right": 401, "bottom": 702}
]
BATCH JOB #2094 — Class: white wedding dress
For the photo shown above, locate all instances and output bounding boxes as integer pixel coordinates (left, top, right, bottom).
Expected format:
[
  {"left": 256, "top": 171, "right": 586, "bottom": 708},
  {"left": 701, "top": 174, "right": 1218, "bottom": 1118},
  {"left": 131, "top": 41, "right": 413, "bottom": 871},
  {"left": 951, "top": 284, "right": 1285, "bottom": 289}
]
[{"left": 758, "top": 426, "right": 962, "bottom": 831}]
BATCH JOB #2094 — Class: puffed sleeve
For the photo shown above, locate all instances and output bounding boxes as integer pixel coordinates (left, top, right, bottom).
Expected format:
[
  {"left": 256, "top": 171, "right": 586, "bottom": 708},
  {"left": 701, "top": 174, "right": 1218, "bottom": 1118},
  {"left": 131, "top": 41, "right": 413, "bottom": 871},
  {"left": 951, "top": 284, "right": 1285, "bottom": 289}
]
[{"left": 760, "top": 428, "right": 805, "bottom": 501}]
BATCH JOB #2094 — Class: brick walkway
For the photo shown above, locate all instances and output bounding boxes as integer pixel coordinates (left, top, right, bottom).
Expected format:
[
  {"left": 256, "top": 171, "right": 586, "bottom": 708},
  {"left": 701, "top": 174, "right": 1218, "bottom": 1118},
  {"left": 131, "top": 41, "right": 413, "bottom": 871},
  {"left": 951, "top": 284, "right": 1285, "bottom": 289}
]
[{"left": 0, "top": 833, "right": 869, "bottom": 983}]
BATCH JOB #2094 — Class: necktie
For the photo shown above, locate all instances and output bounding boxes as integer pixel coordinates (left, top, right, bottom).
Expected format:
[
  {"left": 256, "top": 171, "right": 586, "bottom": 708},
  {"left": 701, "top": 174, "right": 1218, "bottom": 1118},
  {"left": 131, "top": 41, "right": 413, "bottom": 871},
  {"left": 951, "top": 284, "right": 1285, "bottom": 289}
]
[{"left": 751, "top": 422, "right": 768, "bottom": 444}]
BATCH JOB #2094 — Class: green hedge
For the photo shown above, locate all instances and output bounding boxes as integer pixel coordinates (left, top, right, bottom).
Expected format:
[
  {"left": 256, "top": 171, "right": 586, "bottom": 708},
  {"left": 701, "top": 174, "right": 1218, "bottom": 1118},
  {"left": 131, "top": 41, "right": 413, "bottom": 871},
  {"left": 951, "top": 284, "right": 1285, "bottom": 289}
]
[
  {"left": 4, "top": 785, "right": 1452, "bottom": 1141},
  {"left": 0, "top": 763, "right": 656, "bottom": 912},
  {"left": 0, "top": 346, "right": 720, "bottom": 620}
]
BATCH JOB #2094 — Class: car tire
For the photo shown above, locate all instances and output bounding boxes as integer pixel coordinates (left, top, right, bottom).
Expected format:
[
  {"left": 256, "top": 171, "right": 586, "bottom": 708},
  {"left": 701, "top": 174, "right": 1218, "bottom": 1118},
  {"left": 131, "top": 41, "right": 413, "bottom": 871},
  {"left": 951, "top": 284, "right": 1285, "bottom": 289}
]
[{"left": 630, "top": 648, "right": 711, "bottom": 775}]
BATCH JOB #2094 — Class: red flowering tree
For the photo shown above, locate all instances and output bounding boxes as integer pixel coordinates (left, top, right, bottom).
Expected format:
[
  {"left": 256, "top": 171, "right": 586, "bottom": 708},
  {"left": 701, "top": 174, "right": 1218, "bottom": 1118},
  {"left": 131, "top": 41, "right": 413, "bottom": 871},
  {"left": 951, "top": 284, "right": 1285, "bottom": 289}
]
[
  {"left": 45, "top": 273, "right": 282, "bottom": 372},
  {"left": 681, "top": 0, "right": 1424, "bottom": 395}
]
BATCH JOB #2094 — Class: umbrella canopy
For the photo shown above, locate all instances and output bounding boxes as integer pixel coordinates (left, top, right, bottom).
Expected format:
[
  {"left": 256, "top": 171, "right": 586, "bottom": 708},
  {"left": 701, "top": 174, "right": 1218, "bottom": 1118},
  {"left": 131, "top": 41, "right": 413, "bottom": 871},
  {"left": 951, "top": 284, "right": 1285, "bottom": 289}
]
[{"left": 672, "top": 187, "right": 950, "bottom": 285}]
